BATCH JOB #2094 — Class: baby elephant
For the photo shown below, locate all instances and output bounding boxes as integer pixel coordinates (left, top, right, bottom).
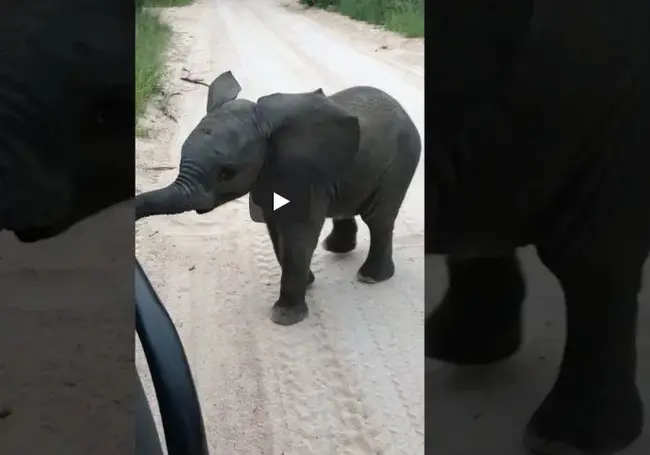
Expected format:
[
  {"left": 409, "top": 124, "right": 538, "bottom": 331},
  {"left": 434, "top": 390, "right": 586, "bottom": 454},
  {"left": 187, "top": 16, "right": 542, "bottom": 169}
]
[{"left": 136, "top": 71, "right": 421, "bottom": 325}]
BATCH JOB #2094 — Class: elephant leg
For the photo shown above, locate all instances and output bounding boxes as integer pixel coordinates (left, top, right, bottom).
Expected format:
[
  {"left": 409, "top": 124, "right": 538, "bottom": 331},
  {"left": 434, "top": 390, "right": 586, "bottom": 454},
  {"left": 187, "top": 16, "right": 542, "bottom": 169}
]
[
  {"left": 524, "top": 86, "right": 650, "bottom": 455},
  {"left": 357, "top": 218, "right": 395, "bottom": 283},
  {"left": 425, "top": 253, "right": 525, "bottom": 364},
  {"left": 524, "top": 247, "right": 644, "bottom": 455},
  {"left": 322, "top": 217, "right": 358, "bottom": 253},
  {"left": 267, "top": 220, "right": 314, "bottom": 287},
  {"left": 356, "top": 154, "right": 418, "bottom": 283},
  {"left": 270, "top": 218, "right": 324, "bottom": 326}
]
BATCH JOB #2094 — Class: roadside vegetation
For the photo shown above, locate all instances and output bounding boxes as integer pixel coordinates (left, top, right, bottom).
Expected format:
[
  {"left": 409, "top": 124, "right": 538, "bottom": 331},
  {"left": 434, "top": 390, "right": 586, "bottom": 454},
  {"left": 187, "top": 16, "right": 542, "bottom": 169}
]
[
  {"left": 135, "top": 0, "right": 193, "bottom": 134},
  {"left": 139, "top": 0, "right": 194, "bottom": 6},
  {"left": 300, "top": 0, "right": 424, "bottom": 37}
]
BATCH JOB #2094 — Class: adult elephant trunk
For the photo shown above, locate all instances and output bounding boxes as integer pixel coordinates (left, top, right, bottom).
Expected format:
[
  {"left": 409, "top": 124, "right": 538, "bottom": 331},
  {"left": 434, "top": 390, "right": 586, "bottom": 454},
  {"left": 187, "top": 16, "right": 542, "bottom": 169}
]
[{"left": 135, "top": 162, "right": 213, "bottom": 220}]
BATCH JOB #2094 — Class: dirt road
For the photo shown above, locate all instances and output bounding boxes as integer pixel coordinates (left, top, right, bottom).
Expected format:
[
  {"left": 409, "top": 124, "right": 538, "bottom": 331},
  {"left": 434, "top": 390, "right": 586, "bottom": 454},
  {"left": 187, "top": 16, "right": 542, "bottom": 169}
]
[{"left": 135, "top": 1, "right": 424, "bottom": 454}]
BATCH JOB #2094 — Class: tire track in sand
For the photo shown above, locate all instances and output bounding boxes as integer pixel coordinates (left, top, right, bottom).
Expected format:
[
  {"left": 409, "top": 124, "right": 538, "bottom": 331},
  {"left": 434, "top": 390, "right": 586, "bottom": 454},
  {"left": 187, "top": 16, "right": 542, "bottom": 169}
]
[{"left": 249, "top": 227, "right": 394, "bottom": 454}]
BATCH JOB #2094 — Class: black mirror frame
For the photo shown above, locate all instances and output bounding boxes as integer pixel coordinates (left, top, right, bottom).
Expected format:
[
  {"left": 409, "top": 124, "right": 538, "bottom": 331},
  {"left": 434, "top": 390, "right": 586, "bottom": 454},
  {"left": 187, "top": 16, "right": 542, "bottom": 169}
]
[{"left": 135, "top": 260, "right": 209, "bottom": 455}]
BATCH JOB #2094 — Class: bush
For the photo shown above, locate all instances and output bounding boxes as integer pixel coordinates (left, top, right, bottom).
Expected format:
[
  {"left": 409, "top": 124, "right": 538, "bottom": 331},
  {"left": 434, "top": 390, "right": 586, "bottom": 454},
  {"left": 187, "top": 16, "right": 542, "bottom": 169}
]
[{"left": 300, "top": 0, "right": 423, "bottom": 37}]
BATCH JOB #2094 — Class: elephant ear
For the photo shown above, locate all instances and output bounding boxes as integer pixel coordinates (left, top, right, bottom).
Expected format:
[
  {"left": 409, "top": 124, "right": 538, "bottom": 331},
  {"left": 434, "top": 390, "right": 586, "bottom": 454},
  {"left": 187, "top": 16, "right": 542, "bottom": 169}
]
[
  {"left": 206, "top": 71, "right": 242, "bottom": 113},
  {"left": 254, "top": 92, "right": 360, "bottom": 186}
]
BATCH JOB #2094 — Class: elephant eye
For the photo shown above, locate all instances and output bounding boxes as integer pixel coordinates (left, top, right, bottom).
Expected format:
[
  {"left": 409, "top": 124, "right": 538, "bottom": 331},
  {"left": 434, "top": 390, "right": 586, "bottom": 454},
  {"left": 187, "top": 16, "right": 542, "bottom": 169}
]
[{"left": 217, "top": 166, "right": 236, "bottom": 182}]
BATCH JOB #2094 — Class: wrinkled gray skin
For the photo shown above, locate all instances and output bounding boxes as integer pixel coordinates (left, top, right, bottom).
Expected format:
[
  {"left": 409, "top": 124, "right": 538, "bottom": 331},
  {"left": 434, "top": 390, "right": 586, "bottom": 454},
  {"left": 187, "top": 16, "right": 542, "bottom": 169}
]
[{"left": 136, "top": 71, "right": 421, "bottom": 326}]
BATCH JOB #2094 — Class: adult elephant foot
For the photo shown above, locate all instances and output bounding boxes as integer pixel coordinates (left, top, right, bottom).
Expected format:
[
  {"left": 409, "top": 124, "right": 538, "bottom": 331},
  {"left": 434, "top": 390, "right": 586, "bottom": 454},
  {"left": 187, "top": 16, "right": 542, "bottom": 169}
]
[
  {"left": 527, "top": 245, "right": 646, "bottom": 455},
  {"left": 524, "top": 378, "right": 643, "bottom": 455},
  {"left": 323, "top": 218, "right": 357, "bottom": 253},
  {"left": 425, "top": 253, "right": 525, "bottom": 364}
]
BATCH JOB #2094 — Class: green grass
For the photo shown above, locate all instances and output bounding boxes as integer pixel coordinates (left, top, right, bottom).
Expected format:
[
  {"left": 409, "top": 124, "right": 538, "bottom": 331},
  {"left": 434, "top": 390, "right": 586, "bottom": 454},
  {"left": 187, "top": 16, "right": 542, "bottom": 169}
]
[
  {"left": 141, "top": 0, "right": 194, "bottom": 7},
  {"left": 135, "top": 9, "right": 171, "bottom": 121},
  {"left": 135, "top": 0, "right": 194, "bottom": 135},
  {"left": 300, "top": 0, "right": 423, "bottom": 37}
]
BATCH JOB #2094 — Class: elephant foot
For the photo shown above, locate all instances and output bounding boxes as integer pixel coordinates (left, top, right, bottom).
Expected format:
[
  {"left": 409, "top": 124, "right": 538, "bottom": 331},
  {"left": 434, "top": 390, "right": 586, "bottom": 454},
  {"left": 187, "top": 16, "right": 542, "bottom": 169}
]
[
  {"left": 357, "top": 257, "right": 395, "bottom": 283},
  {"left": 426, "top": 310, "right": 521, "bottom": 364},
  {"left": 524, "top": 378, "right": 643, "bottom": 455},
  {"left": 271, "top": 299, "right": 309, "bottom": 326},
  {"left": 426, "top": 254, "right": 525, "bottom": 364},
  {"left": 323, "top": 218, "right": 357, "bottom": 253}
]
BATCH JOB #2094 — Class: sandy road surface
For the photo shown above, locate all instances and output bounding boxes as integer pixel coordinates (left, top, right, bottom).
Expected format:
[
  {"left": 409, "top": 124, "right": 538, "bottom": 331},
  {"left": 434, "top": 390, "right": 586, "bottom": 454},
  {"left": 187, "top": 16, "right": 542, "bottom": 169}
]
[
  {"left": 0, "top": 201, "right": 134, "bottom": 455},
  {"left": 135, "top": 1, "right": 424, "bottom": 454}
]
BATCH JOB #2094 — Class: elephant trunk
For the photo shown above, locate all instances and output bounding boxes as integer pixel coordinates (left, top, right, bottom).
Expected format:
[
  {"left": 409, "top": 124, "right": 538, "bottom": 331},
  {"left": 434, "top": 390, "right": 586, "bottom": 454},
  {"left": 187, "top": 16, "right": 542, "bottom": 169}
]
[
  {"left": 135, "top": 160, "right": 212, "bottom": 220},
  {"left": 135, "top": 182, "right": 191, "bottom": 220}
]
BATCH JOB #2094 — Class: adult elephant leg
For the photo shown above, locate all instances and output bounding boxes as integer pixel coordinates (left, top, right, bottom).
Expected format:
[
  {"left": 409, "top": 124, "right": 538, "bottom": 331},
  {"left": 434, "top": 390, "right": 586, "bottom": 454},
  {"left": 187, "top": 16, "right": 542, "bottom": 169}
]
[
  {"left": 322, "top": 217, "right": 358, "bottom": 253},
  {"left": 425, "top": 253, "right": 525, "bottom": 364},
  {"left": 525, "top": 246, "right": 645, "bottom": 455},
  {"left": 525, "top": 83, "right": 650, "bottom": 455},
  {"left": 266, "top": 219, "right": 314, "bottom": 287},
  {"left": 270, "top": 216, "right": 325, "bottom": 325}
]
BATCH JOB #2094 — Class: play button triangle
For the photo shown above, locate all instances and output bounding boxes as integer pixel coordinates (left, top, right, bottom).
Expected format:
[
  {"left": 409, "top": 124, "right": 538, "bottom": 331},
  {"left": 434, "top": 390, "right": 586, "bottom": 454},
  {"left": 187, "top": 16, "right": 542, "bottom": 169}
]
[{"left": 273, "top": 192, "right": 290, "bottom": 211}]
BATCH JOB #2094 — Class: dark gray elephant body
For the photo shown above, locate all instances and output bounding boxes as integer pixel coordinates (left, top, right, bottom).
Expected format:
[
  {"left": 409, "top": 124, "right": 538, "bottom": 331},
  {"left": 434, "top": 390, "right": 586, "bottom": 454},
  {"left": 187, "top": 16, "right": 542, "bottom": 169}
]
[
  {"left": 1, "top": 0, "right": 133, "bottom": 241},
  {"left": 325, "top": 87, "right": 421, "bottom": 219},
  {"left": 136, "top": 73, "right": 421, "bottom": 325},
  {"left": 427, "top": 1, "right": 649, "bottom": 454}
]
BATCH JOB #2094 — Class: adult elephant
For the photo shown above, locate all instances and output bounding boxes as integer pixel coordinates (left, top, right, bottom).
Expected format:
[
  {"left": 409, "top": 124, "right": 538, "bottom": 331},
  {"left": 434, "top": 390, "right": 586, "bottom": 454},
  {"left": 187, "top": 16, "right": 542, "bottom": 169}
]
[
  {"left": 426, "top": 1, "right": 650, "bottom": 455},
  {"left": 0, "top": 0, "right": 133, "bottom": 241},
  {"left": 135, "top": 72, "right": 421, "bottom": 326}
]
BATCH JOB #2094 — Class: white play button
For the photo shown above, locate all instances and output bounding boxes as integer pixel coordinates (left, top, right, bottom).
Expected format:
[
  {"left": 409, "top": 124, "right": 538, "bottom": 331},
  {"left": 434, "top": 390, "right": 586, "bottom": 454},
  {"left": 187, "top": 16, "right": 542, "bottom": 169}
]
[{"left": 273, "top": 192, "right": 290, "bottom": 211}]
